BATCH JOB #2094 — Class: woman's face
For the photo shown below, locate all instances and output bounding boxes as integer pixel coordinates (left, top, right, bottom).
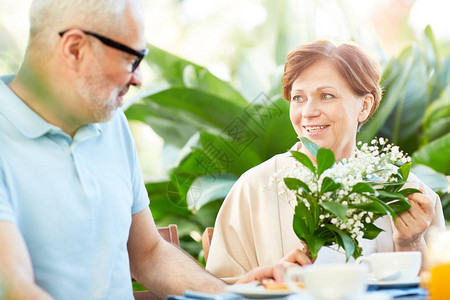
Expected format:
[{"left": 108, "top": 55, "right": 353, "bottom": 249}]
[{"left": 289, "top": 59, "right": 373, "bottom": 160}]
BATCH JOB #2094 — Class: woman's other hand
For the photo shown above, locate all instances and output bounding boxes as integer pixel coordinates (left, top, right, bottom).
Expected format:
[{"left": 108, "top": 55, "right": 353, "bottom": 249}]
[
  {"left": 393, "top": 189, "right": 435, "bottom": 251},
  {"left": 237, "top": 249, "right": 311, "bottom": 283},
  {"left": 283, "top": 248, "right": 313, "bottom": 265}
]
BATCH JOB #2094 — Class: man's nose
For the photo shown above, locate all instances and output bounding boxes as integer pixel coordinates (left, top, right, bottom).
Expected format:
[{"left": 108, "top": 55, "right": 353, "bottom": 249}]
[{"left": 129, "top": 67, "right": 143, "bottom": 87}]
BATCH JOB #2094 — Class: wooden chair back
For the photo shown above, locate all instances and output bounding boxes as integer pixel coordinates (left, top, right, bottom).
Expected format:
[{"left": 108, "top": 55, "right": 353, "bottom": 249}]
[
  {"left": 133, "top": 224, "right": 179, "bottom": 300},
  {"left": 201, "top": 227, "right": 214, "bottom": 263}
]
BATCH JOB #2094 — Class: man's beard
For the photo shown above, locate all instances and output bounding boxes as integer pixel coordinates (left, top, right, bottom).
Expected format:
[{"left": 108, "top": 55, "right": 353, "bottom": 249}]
[{"left": 76, "top": 63, "right": 124, "bottom": 123}]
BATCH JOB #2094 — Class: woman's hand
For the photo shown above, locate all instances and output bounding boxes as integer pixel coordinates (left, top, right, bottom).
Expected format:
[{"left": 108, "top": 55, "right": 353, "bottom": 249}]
[
  {"left": 237, "top": 249, "right": 312, "bottom": 283},
  {"left": 392, "top": 189, "right": 435, "bottom": 251},
  {"left": 283, "top": 248, "right": 313, "bottom": 265}
]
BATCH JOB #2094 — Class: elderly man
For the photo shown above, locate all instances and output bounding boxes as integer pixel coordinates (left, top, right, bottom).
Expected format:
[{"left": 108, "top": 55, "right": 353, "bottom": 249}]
[{"left": 0, "top": 0, "right": 309, "bottom": 299}]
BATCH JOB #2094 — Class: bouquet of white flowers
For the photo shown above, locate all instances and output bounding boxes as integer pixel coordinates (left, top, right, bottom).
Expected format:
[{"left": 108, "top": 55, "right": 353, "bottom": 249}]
[{"left": 271, "top": 137, "right": 419, "bottom": 261}]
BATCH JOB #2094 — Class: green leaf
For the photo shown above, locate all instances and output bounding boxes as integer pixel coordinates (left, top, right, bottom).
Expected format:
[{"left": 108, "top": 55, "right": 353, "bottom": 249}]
[
  {"left": 388, "top": 198, "right": 411, "bottom": 215},
  {"left": 145, "top": 181, "right": 191, "bottom": 221},
  {"left": 411, "top": 164, "right": 449, "bottom": 193},
  {"left": 422, "top": 117, "right": 450, "bottom": 143},
  {"left": 413, "top": 133, "right": 450, "bottom": 174},
  {"left": 304, "top": 235, "right": 327, "bottom": 261},
  {"left": 350, "top": 182, "right": 376, "bottom": 194},
  {"left": 284, "top": 177, "right": 311, "bottom": 193},
  {"left": 365, "top": 195, "right": 397, "bottom": 221},
  {"left": 298, "top": 137, "right": 320, "bottom": 158},
  {"left": 290, "top": 151, "right": 316, "bottom": 174},
  {"left": 362, "top": 223, "right": 384, "bottom": 239},
  {"left": 144, "top": 44, "right": 248, "bottom": 106},
  {"left": 320, "top": 202, "right": 348, "bottom": 221},
  {"left": 377, "top": 190, "right": 409, "bottom": 201},
  {"left": 187, "top": 174, "right": 238, "bottom": 211},
  {"left": 293, "top": 214, "right": 309, "bottom": 238},
  {"left": 317, "top": 148, "right": 335, "bottom": 177},
  {"left": 422, "top": 86, "right": 450, "bottom": 130},
  {"left": 398, "top": 162, "right": 412, "bottom": 181},
  {"left": 358, "top": 52, "right": 415, "bottom": 142},
  {"left": 349, "top": 201, "right": 392, "bottom": 215},
  {"left": 294, "top": 201, "right": 315, "bottom": 233},
  {"left": 324, "top": 225, "right": 355, "bottom": 261},
  {"left": 125, "top": 88, "right": 246, "bottom": 147},
  {"left": 399, "top": 188, "right": 421, "bottom": 197},
  {"left": 301, "top": 193, "right": 320, "bottom": 225},
  {"left": 320, "top": 177, "right": 341, "bottom": 195},
  {"left": 173, "top": 131, "right": 262, "bottom": 177}
]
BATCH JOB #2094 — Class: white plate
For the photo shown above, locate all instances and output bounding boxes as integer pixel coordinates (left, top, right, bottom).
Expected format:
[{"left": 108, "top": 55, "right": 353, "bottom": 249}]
[
  {"left": 366, "top": 276, "right": 420, "bottom": 287},
  {"left": 226, "top": 284, "right": 294, "bottom": 299}
]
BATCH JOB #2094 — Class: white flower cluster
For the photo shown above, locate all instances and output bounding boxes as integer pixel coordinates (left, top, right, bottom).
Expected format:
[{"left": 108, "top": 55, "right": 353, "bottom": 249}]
[{"left": 270, "top": 137, "right": 411, "bottom": 240}]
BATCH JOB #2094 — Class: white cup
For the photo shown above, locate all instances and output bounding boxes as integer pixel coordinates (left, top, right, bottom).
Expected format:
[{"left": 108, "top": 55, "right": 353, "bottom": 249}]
[
  {"left": 355, "top": 251, "right": 421, "bottom": 282},
  {"left": 285, "top": 264, "right": 367, "bottom": 300}
]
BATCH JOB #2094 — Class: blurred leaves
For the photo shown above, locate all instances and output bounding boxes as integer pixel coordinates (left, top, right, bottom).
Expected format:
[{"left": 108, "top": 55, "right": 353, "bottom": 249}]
[
  {"left": 126, "top": 44, "right": 296, "bottom": 257},
  {"left": 359, "top": 26, "right": 450, "bottom": 176}
]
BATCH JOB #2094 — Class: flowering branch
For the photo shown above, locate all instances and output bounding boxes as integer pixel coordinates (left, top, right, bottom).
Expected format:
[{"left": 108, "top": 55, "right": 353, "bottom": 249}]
[{"left": 276, "top": 137, "right": 420, "bottom": 261}]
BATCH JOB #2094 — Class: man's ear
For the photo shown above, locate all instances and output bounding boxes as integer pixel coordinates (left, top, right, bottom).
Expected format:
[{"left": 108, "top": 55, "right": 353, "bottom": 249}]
[
  {"left": 358, "top": 94, "right": 374, "bottom": 123},
  {"left": 58, "top": 29, "right": 88, "bottom": 71}
]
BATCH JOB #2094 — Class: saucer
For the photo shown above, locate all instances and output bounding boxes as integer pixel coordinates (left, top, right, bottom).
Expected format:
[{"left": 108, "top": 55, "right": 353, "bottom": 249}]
[
  {"left": 226, "top": 284, "right": 294, "bottom": 299},
  {"left": 366, "top": 276, "right": 420, "bottom": 288}
]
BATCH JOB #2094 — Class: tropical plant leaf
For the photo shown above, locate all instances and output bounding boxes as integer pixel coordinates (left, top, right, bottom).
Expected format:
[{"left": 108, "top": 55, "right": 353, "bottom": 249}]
[
  {"left": 358, "top": 52, "right": 414, "bottom": 142},
  {"left": 173, "top": 131, "right": 262, "bottom": 177},
  {"left": 381, "top": 46, "right": 428, "bottom": 153},
  {"left": 422, "top": 117, "right": 450, "bottom": 143},
  {"left": 413, "top": 133, "right": 450, "bottom": 175},
  {"left": 290, "top": 151, "right": 316, "bottom": 174},
  {"left": 144, "top": 44, "right": 248, "bottom": 106},
  {"left": 298, "top": 137, "right": 320, "bottom": 158},
  {"left": 422, "top": 86, "right": 450, "bottom": 130},
  {"left": 187, "top": 174, "right": 238, "bottom": 211},
  {"left": 320, "top": 202, "right": 348, "bottom": 221},
  {"left": 317, "top": 148, "right": 335, "bottom": 177},
  {"left": 125, "top": 88, "right": 247, "bottom": 147},
  {"left": 411, "top": 164, "right": 449, "bottom": 193},
  {"left": 246, "top": 98, "right": 297, "bottom": 159},
  {"left": 284, "top": 177, "right": 311, "bottom": 193},
  {"left": 145, "top": 181, "right": 191, "bottom": 221}
]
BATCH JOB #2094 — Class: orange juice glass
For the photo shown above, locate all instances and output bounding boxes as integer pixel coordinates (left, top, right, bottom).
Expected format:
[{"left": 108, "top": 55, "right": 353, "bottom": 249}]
[{"left": 430, "top": 263, "right": 450, "bottom": 300}]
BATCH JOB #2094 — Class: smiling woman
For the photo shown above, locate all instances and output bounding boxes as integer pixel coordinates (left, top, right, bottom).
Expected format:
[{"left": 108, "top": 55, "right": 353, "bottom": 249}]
[
  {"left": 284, "top": 41, "right": 380, "bottom": 161},
  {"left": 204, "top": 39, "right": 445, "bottom": 284}
]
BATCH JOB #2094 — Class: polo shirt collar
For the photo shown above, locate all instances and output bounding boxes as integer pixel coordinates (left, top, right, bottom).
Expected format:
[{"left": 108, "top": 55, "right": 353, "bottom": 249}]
[{"left": 0, "top": 75, "right": 101, "bottom": 140}]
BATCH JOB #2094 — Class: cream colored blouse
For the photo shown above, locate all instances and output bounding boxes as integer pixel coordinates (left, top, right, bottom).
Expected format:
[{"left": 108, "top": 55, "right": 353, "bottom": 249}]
[{"left": 205, "top": 143, "right": 445, "bottom": 283}]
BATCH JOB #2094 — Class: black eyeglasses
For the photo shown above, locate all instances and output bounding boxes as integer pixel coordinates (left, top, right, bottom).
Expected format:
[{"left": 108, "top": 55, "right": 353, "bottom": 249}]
[{"left": 59, "top": 30, "right": 149, "bottom": 72}]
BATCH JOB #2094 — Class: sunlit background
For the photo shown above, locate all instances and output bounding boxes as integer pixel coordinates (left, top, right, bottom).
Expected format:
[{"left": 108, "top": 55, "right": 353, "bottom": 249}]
[{"left": 1, "top": 0, "right": 449, "bottom": 179}]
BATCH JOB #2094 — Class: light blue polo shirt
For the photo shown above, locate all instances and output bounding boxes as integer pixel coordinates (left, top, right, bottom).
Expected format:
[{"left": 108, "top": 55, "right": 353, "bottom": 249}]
[{"left": 0, "top": 75, "right": 150, "bottom": 300}]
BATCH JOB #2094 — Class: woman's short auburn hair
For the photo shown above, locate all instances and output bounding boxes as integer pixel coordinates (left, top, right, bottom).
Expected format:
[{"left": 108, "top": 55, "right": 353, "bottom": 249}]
[{"left": 282, "top": 40, "right": 382, "bottom": 124}]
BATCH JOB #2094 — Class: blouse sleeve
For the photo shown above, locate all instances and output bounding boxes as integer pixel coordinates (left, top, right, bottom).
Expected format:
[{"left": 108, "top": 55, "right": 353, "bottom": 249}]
[{"left": 205, "top": 172, "right": 259, "bottom": 283}]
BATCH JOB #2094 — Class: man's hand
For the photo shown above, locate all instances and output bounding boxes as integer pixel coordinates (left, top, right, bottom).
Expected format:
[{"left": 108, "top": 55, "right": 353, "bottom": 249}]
[
  {"left": 237, "top": 248, "right": 312, "bottom": 283},
  {"left": 393, "top": 190, "right": 435, "bottom": 251}
]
